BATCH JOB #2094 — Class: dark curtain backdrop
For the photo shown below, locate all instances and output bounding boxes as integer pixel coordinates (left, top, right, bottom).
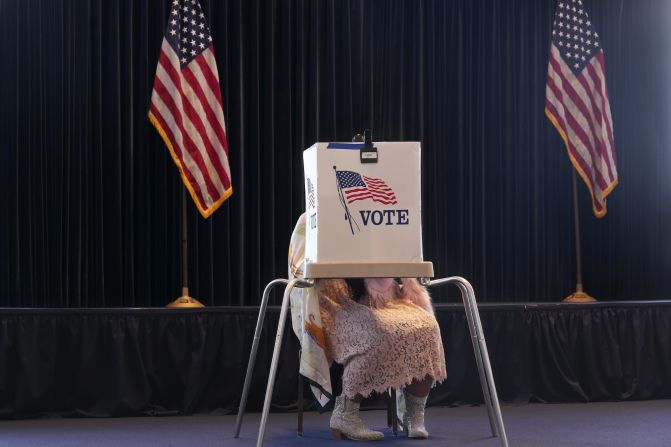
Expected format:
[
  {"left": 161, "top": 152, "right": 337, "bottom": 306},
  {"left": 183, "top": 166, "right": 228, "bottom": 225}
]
[{"left": 1, "top": 0, "right": 670, "bottom": 307}]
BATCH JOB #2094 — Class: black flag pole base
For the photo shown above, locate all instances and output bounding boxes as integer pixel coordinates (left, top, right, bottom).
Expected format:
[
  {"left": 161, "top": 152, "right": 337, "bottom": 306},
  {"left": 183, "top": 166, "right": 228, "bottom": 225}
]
[
  {"left": 166, "top": 287, "right": 205, "bottom": 308},
  {"left": 563, "top": 283, "right": 597, "bottom": 302}
]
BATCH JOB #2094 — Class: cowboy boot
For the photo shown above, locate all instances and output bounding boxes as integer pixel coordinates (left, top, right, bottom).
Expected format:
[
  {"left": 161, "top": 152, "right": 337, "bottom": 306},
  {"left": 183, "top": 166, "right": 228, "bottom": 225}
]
[
  {"left": 403, "top": 392, "right": 429, "bottom": 438},
  {"left": 329, "top": 395, "right": 384, "bottom": 441}
]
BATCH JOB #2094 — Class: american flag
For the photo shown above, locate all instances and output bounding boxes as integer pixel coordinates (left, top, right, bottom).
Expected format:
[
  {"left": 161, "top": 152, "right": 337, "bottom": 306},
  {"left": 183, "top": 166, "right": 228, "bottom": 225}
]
[
  {"left": 148, "top": 0, "right": 232, "bottom": 218},
  {"left": 545, "top": 0, "right": 617, "bottom": 217},
  {"left": 307, "top": 178, "right": 316, "bottom": 209},
  {"left": 335, "top": 170, "right": 398, "bottom": 205}
]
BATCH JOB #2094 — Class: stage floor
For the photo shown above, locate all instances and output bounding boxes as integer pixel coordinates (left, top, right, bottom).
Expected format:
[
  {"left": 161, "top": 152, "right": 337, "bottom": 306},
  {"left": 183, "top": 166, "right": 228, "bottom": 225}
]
[{"left": 1, "top": 400, "right": 670, "bottom": 447}]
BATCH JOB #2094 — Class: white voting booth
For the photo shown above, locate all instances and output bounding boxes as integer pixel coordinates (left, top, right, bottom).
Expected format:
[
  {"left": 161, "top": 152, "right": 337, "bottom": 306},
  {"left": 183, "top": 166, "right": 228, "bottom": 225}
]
[
  {"left": 303, "top": 141, "right": 433, "bottom": 278},
  {"left": 234, "top": 140, "right": 508, "bottom": 447}
]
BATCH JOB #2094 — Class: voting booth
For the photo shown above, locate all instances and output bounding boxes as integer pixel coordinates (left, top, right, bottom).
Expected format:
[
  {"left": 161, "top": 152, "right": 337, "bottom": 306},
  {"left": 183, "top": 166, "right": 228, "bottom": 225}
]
[
  {"left": 302, "top": 141, "right": 434, "bottom": 279},
  {"left": 234, "top": 138, "right": 509, "bottom": 447}
]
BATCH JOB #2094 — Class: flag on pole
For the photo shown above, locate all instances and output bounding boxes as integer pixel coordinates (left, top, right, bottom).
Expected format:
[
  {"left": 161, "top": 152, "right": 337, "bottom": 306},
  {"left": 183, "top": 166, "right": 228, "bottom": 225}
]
[
  {"left": 335, "top": 170, "right": 398, "bottom": 205},
  {"left": 545, "top": 0, "right": 617, "bottom": 217},
  {"left": 148, "top": 0, "right": 232, "bottom": 218}
]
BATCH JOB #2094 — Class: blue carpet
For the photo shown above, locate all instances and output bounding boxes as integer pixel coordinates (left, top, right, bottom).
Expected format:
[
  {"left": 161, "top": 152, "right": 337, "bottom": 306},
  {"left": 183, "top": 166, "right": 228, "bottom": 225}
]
[{"left": 1, "top": 400, "right": 670, "bottom": 446}]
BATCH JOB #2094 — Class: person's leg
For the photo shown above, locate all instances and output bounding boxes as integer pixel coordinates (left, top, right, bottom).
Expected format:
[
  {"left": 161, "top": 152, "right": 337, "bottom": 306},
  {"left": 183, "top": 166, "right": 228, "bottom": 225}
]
[{"left": 406, "top": 375, "right": 432, "bottom": 398}]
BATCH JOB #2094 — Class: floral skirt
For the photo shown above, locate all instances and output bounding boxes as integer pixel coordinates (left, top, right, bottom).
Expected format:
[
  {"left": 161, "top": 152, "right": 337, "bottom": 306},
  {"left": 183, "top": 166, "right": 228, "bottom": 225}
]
[{"left": 318, "top": 279, "right": 447, "bottom": 399}]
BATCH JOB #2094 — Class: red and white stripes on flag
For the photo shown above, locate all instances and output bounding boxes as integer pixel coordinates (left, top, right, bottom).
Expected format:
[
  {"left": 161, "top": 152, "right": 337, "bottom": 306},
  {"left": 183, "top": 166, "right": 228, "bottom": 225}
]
[
  {"left": 545, "top": 0, "right": 617, "bottom": 217},
  {"left": 148, "top": 0, "right": 232, "bottom": 218}
]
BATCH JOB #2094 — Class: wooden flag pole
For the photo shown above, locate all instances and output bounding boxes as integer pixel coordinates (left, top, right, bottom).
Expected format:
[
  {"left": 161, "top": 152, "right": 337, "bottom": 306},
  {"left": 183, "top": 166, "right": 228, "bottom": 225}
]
[
  {"left": 167, "top": 187, "right": 204, "bottom": 308},
  {"left": 564, "top": 170, "right": 596, "bottom": 302}
]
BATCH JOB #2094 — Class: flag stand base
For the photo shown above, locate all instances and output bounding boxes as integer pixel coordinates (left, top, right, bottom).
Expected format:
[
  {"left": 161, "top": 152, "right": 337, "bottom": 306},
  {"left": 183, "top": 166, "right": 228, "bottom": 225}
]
[
  {"left": 166, "top": 288, "right": 205, "bottom": 308},
  {"left": 563, "top": 284, "right": 596, "bottom": 302}
]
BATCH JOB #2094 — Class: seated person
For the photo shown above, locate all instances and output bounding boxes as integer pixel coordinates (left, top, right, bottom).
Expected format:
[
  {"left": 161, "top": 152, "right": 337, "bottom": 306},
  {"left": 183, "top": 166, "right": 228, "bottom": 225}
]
[{"left": 289, "top": 213, "right": 446, "bottom": 441}]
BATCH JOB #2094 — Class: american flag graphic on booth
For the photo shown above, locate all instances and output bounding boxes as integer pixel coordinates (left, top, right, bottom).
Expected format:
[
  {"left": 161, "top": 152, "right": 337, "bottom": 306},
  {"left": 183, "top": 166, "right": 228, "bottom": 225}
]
[
  {"left": 307, "top": 178, "right": 316, "bottom": 209},
  {"left": 148, "top": 0, "right": 232, "bottom": 218},
  {"left": 545, "top": 0, "right": 617, "bottom": 217},
  {"left": 335, "top": 170, "right": 398, "bottom": 205}
]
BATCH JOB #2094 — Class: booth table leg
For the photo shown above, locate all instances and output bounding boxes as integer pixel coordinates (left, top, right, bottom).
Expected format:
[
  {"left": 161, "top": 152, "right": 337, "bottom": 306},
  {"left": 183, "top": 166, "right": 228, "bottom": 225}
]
[
  {"left": 459, "top": 281, "right": 498, "bottom": 438},
  {"left": 256, "top": 279, "right": 301, "bottom": 447},
  {"left": 425, "top": 277, "right": 509, "bottom": 447},
  {"left": 233, "top": 279, "right": 290, "bottom": 438}
]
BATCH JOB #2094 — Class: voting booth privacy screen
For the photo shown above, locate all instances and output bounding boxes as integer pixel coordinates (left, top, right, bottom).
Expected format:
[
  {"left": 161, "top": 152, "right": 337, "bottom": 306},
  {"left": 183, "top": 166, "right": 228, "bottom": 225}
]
[{"left": 303, "top": 142, "right": 433, "bottom": 279}]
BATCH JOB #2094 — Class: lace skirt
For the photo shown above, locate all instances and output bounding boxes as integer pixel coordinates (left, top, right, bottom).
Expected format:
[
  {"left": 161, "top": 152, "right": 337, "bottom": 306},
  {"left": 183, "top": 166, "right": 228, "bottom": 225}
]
[{"left": 318, "top": 279, "right": 447, "bottom": 399}]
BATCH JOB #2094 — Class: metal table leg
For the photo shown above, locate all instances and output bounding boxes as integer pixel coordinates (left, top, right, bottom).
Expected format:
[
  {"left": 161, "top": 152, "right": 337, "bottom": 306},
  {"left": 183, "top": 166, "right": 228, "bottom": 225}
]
[
  {"left": 256, "top": 278, "right": 313, "bottom": 447},
  {"left": 233, "top": 279, "right": 290, "bottom": 438},
  {"left": 423, "top": 276, "right": 509, "bottom": 447},
  {"left": 458, "top": 281, "right": 498, "bottom": 437},
  {"left": 233, "top": 279, "right": 315, "bottom": 447}
]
